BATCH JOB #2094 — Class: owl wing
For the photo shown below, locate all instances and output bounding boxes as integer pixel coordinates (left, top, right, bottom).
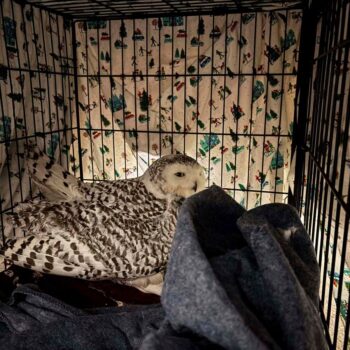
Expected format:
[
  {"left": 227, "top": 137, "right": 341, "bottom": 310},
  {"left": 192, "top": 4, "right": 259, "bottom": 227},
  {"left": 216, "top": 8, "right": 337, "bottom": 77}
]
[
  {"left": 2, "top": 184, "right": 169, "bottom": 280},
  {"left": 2, "top": 199, "right": 109, "bottom": 278},
  {"left": 2, "top": 234, "right": 114, "bottom": 279},
  {"left": 2, "top": 200, "right": 125, "bottom": 279}
]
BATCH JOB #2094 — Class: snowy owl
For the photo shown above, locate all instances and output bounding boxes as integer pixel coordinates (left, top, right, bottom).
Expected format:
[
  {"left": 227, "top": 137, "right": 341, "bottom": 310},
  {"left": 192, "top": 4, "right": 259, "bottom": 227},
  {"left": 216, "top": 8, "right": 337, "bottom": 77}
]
[{"left": 1, "top": 150, "right": 206, "bottom": 291}]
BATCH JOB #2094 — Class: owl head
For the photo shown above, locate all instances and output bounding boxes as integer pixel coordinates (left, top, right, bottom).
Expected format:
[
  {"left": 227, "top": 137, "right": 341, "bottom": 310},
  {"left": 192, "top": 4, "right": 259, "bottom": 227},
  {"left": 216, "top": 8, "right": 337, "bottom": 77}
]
[{"left": 142, "top": 154, "right": 206, "bottom": 200}]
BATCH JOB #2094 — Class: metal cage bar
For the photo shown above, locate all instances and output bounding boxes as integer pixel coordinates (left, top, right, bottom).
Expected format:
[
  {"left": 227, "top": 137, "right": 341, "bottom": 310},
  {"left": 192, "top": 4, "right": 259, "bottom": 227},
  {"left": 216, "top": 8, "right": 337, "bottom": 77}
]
[
  {"left": 2, "top": 0, "right": 350, "bottom": 348},
  {"left": 19, "top": 0, "right": 305, "bottom": 20},
  {"left": 294, "top": 0, "right": 350, "bottom": 348},
  {"left": 0, "top": 2, "right": 78, "bottom": 250}
]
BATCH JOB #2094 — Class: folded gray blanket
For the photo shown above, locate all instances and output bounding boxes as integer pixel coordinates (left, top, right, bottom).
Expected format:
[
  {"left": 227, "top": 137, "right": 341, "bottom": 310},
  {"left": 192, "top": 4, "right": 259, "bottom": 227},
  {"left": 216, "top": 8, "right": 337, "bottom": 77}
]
[{"left": 0, "top": 185, "right": 327, "bottom": 349}]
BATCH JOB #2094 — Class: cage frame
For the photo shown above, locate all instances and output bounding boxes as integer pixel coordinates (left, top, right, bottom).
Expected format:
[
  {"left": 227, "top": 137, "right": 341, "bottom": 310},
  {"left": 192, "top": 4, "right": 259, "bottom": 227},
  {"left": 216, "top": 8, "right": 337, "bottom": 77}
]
[{"left": 1, "top": 0, "right": 349, "bottom": 349}]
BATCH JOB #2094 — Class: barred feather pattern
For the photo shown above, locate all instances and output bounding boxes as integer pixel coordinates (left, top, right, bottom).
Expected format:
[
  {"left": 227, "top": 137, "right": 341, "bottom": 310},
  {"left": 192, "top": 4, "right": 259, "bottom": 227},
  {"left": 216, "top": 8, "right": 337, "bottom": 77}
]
[
  {"left": 3, "top": 180, "right": 181, "bottom": 280},
  {"left": 26, "top": 145, "right": 86, "bottom": 202},
  {"left": 1, "top": 148, "right": 205, "bottom": 283}
]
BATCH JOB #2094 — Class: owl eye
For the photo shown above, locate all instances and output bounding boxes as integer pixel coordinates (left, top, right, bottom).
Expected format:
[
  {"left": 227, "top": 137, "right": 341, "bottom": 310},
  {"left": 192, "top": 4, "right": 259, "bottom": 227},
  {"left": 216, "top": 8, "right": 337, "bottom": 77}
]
[{"left": 175, "top": 172, "right": 185, "bottom": 177}]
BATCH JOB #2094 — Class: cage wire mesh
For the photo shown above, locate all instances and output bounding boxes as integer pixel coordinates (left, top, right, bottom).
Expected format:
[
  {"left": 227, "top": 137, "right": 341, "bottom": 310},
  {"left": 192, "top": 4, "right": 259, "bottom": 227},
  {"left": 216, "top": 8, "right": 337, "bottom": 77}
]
[
  {"left": 21, "top": 0, "right": 305, "bottom": 19},
  {"left": 1, "top": 0, "right": 349, "bottom": 349},
  {"left": 0, "top": 0, "right": 78, "bottom": 261},
  {"left": 74, "top": 11, "right": 300, "bottom": 208},
  {"left": 295, "top": 0, "right": 350, "bottom": 348}
]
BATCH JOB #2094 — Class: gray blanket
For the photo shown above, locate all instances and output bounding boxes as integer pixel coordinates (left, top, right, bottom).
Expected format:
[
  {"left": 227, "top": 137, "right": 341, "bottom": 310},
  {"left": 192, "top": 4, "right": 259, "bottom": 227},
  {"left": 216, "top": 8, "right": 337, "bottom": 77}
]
[{"left": 0, "top": 185, "right": 327, "bottom": 349}]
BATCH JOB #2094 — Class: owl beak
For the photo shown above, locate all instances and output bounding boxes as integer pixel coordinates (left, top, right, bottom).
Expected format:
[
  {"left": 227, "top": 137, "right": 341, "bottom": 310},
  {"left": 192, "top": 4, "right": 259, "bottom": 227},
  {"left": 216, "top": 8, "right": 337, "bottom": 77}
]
[{"left": 193, "top": 182, "right": 198, "bottom": 192}]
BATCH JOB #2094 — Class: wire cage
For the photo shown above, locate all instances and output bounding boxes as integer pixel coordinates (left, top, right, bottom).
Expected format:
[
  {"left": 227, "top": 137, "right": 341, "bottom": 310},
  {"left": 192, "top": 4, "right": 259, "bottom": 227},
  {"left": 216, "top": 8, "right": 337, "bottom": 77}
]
[
  {"left": 0, "top": 0, "right": 349, "bottom": 348},
  {"left": 294, "top": 0, "right": 350, "bottom": 348}
]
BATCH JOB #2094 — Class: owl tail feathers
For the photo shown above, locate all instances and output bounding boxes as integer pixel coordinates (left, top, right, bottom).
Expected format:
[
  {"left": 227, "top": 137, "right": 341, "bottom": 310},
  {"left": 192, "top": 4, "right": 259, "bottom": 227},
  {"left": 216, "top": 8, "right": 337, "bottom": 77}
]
[{"left": 25, "top": 143, "right": 85, "bottom": 202}]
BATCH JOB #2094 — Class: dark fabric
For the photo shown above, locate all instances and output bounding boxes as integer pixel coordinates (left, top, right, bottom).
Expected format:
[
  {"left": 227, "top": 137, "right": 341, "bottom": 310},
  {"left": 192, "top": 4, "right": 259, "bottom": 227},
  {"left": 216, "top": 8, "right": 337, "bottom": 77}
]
[
  {"left": 0, "top": 265, "right": 160, "bottom": 307},
  {"left": 0, "top": 186, "right": 327, "bottom": 349},
  {"left": 0, "top": 284, "right": 164, "bottom": 350},
  {"left": 142, "top": 185, "right": 327, "bottom": 350}
]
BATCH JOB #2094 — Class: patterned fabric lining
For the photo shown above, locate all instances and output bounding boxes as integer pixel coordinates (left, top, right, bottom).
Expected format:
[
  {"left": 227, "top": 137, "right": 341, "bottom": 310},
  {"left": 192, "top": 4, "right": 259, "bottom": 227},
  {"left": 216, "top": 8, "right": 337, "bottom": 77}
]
[{"left": 75, "top": 12, "right": 301, "bottom": 209}]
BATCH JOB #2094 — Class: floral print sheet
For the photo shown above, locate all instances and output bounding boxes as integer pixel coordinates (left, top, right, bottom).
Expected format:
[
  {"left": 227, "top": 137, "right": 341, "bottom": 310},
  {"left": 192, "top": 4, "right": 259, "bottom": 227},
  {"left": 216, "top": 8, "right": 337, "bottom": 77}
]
[
  {"left": 0, "top": 0, "right": 76, "bottom": 214},
  {"left": 75, "top": 11, "right": 302, "bottom": 209}
]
